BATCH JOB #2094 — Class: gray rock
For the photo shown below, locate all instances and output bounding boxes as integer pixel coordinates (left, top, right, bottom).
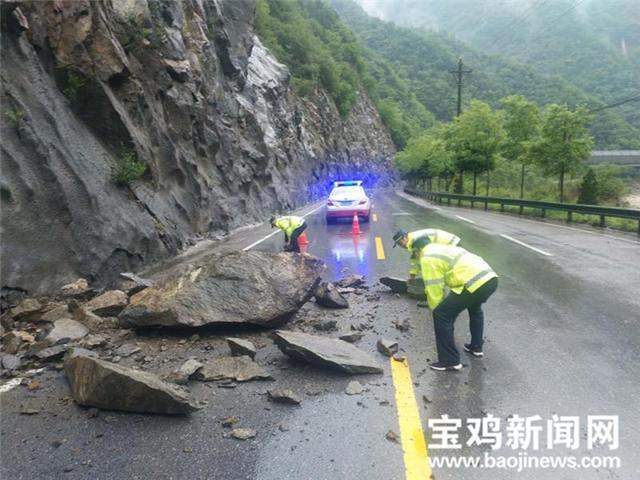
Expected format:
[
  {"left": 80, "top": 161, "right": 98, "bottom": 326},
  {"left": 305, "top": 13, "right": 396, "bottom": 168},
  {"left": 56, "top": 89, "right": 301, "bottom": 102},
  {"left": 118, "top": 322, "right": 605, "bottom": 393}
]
[
  {"left": 345, "top": 380, "right": 364, "bottom": 395},
  {"left": 337, "top": 274, "right": 365, "bottom": 288},
  {"left": 314, "top": 282, "right": 349, "bottom": 309},
  {"left": 273, "top": 330, "right": 382, "bottom": 374},
  {"left": 118, "top": 272, "right": 154, "bottom": 296},
  {"left": 40, "top": 304, "right": 73, "bottom": 323},
  {"left": 82, "top": 334, "right": 108, "bottom": 348},
  {"left": 64, "top": 355, "right": 200, "bottom": 414},
  {"left": 393, "top": 319, "right": 410, "bottom": 331},
  {"left": 60, "top": 279, "right": 95, "bottom": 300},
  {"left": 164, "top": 358, "right": 204, "bottom": 385},
  {"left": 119, "top": 251, "right": 324, "bottom": 328},
  {"left": 226, "top": 338, "right": 257, "bottom": 359},
  {"left": 84, "top": 290, "right": 128, "bottom": 317},
  {"left": 377, "top": 339, "right": 399, "bottom": 357},
  {"left": 114, "top": 344, "right": 141, "bottom": 357},
  {"left": 1, "top": 354, "right": 22, "bottom": 370},
  {"left": 10, "top": 298, "right": 43, "bottom": 321},
  {"left": 35, "top": 345, "right": 69, "bottom": 361},
  {"left": 313, "top": 320, "right": 337, "bottom": 332},
  {"left": 193, "top": 356, "right": 271, "bottom": 382},
  {"left": 65, "top": 347, "right": 98, "bottom": 359},
  {"left": 45, "top": 319, "right": 89, "bottom": 345},
  {"left": 338, "top": 332, "right": 364, "bottom": 343},
  {"left": 268, "top": 388, "right": 302, "bottom": 405}
]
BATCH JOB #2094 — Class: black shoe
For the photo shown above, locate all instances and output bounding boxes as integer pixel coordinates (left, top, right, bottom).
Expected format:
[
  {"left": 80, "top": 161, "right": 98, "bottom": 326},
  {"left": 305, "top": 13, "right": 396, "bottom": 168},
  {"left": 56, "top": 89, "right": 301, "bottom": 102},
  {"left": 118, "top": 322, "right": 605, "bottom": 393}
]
[
  {"left": 429, "top": 362, "right": 463, "bottom": 371},
  {"left": 464, "top": 344, "right": 484, "bottom": 357}
]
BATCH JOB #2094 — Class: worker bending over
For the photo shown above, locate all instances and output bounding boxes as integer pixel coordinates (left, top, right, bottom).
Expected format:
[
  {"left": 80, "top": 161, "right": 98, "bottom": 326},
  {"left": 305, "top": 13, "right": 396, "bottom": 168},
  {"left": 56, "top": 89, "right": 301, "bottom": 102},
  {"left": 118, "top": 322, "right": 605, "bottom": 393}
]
[
  {"left": 270, "top": 215, "right": 307, "bottom": 253},
  {"left": 393, "top": 228, "right": 461, "bottom": 279},
  {"left": 419, "top": 239, "right": 498, "bottom": 371}
]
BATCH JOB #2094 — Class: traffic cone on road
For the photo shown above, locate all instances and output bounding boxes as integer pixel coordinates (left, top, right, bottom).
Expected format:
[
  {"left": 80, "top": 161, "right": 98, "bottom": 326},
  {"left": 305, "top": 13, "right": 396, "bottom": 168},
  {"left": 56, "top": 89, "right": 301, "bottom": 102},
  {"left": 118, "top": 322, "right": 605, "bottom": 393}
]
[
  {"left": 298, "top": 232, "right": 309, "bottom": 246},
  {"left": 351, "top": 214, "right": 361, "bottom": 235}
]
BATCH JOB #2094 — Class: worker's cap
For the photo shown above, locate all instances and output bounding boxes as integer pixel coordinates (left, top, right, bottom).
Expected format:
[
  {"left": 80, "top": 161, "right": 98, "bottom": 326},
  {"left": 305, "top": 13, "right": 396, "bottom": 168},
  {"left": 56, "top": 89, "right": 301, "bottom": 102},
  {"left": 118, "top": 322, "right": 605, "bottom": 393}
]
[{"left": 392, "top": 229, "right": 408, "bottom": 248}]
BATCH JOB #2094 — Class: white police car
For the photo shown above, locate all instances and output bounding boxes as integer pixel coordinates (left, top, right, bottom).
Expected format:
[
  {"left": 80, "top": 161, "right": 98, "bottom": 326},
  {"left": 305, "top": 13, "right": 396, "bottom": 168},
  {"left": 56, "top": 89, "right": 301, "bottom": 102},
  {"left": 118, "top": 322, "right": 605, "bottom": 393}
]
[{"left": 326, "top": 181, "right": 371, "bottom": 223}]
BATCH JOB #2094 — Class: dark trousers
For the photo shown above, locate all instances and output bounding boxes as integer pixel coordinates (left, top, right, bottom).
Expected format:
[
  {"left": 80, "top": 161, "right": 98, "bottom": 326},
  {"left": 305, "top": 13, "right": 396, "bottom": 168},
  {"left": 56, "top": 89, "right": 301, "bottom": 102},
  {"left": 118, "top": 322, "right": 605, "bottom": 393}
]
[
  {"left": 285, "top": 223, "right": 307, "bottom": 253},
  {"left": 432, "top": 277, "right": 498, "bottom": 365}
]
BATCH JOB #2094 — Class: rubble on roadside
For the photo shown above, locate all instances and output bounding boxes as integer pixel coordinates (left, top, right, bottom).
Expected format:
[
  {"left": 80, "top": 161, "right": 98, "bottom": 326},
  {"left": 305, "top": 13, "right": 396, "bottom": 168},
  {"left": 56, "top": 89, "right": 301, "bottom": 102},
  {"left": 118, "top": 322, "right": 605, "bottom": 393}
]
[{"left": 313, "top": 282, "right": 349, "bottom": 309}]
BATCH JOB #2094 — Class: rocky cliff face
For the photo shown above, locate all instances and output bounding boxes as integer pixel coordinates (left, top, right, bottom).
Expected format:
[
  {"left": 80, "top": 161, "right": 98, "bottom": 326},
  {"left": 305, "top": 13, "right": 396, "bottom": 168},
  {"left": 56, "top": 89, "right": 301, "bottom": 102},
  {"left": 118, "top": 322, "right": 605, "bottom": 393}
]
[{"left": 0, "top": 0, "right": 395, "bottom": 295}]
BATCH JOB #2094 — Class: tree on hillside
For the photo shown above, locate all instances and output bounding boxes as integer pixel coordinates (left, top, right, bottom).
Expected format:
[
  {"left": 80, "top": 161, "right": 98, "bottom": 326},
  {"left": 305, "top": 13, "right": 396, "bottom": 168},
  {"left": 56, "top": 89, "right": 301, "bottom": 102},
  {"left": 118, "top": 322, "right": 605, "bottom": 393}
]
[
  {"left": 531, "top": 105, "right": 594, "bottom": 203},
  {"left": 447, "top": 100, "right": 504, "bottom": 195},
  {"left": 395, "top": 127, "right": 453, "bottom": 191},
  {"left": 500, "top": 95, "right": 540, "bottom": 198}
]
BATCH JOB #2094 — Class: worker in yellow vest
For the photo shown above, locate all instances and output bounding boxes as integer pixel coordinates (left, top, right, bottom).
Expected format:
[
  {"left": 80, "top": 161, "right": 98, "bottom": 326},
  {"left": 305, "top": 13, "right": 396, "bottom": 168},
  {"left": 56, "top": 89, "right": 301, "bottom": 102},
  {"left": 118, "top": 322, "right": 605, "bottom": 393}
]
[
  {"left": 393, "top": 228, "right": 461, "bottom": 278},
  {"left": 270, "top": 215, "right": 307, "bottom": 253},
  {"left": 419, "top": 239, "right": 498, "bottom": 371}
]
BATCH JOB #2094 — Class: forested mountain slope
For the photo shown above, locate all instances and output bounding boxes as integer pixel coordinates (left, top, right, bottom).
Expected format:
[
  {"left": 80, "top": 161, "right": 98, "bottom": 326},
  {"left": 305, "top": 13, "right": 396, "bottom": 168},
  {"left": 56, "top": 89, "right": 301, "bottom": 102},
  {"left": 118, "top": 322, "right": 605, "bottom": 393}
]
[{"left": 353, "top": 0, "right": 639, "bottom": 148}]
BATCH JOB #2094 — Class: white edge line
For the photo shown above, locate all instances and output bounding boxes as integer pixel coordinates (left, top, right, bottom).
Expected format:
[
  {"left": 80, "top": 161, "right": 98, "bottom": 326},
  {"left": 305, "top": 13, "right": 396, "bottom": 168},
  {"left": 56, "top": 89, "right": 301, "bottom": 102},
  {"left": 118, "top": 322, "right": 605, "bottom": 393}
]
[
  {"left": 455, "top": 215, "right": 476, "bottom": 224},
  {"left": 242, "top": 203, "right": 325, "bottom": 251},
  {"left": 395, "top": 190, "right": 442, "bottom": 210},
  {"left": 500, "top": 234, "right": 553, "bottom": 257}
]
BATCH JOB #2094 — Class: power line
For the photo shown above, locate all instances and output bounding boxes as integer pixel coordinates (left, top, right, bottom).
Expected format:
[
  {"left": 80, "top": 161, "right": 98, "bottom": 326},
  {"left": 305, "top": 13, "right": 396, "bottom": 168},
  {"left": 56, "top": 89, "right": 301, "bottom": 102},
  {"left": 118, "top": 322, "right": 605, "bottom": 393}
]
[{"left": 588, "top": 93, "right": 640, "bottom": 113}]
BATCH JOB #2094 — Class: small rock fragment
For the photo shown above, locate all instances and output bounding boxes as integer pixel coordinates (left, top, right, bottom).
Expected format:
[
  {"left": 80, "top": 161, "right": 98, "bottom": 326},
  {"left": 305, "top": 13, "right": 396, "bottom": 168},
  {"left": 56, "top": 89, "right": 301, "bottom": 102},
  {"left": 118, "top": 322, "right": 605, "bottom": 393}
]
[
  {"left": 393, "top": 319, "right": 410, "bottom": 331},
  {"left": 221, "top": 416, "right": 240, "bottom": 427},
  {"left": 164, "top": 358, "right": 204, "bottom": 385},
  {"left": 61, "top": 279, "right": 94, "bottom": 300},
  {"left": 83, "top": 290, "right": 128, "bottom": 317},
  {"left": 268, "top": 389, "right": 301, "bottom": 405},
  {"left": 35, "top": 345, "right": 69, "bottom": 361},
  {"left": 314, "top": 282, "right": 349, "bottom": 309},
  {"left": 118, "top": 273, "right": 153, "bottom": 296},
  {"left": 45, "top": 319, "right": 88, "bottom": 345},
  {"left": 194, "top": 356, "right": 271, "bottom": 382},
  {"left": 231, "top": 428, "right": 256, "bottom": 440},
  {"left": 10, "top": 299, "right": 43, "bottom": 321},
  {"left": 114, "top": 344, "right": 141, "bottom": 358},
  {"left": 337, "top": 274, "right": 365, "bottom": 288},
  {"left": 313, "top": 320, "right": 337, "bottom": 332},
  {"left": 377, "top": 339, "right": 399, "bottom": 357},
  {"left": 385, "top": 430, "right": 399, "bottom": 442},
  {"left": 345, "top": 380, "right": 363, "bottom": 395},
  {"left": 338, "top": 332, "right": 364, "bottom": 343},
  {"left": 226, "top": 338, "right": 257, "bottom": 359}
]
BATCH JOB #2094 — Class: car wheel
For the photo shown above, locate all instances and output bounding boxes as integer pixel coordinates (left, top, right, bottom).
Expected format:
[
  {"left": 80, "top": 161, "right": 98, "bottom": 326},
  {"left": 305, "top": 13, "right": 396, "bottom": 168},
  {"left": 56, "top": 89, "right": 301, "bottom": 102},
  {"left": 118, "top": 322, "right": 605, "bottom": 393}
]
[
  {"left": 326, "top": 216, "right": 334, "bottom": 225},
  {"left": 361, "top": 214, "right": 370, "bottom": 223}
]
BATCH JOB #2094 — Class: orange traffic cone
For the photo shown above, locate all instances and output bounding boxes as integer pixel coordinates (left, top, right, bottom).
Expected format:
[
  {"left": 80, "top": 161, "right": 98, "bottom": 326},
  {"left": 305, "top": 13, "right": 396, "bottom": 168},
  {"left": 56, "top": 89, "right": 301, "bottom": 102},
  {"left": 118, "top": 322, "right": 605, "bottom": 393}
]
[
  {"left": 298, "top": 232, "right": 309, "bottom": 246},
  {"left": 351, "top": 214, "right": 360, "bottom": 235}
]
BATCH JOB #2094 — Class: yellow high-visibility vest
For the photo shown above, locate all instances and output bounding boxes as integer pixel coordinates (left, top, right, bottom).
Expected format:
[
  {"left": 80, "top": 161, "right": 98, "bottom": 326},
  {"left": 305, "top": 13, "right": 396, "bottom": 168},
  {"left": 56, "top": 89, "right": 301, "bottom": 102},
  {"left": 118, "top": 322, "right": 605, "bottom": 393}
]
[
  {"left": 419, "top": 243, "right": 497, "bottom": 310},
  {"left": 407, "top": 229, "right": 461, "bottom": 276},
  {"left": 273, "top": 216, "right": 305, "bottom": 238}
]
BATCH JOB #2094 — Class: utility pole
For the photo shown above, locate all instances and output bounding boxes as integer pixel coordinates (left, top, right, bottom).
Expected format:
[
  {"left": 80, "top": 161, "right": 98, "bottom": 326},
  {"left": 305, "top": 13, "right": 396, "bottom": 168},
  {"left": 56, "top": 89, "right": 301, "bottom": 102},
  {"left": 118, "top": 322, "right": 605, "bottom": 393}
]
[{"left": 449, "top": 58, "right": 472, "bottom": 116}]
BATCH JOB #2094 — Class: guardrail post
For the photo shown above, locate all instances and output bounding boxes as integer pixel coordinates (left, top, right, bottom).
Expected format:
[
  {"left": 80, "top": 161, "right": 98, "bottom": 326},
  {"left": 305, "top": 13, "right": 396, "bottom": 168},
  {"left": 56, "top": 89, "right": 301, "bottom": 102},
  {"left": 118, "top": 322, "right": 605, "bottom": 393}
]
[
  {"left": 500, "top": 203, "right": 504, "bottom": 212},
  {"left": 471, "top": 200, "right": 475, "bottom": 208},
  {"left": 541, "top": 208, "right": 545, "bottom": 218},
  {"left": 600, "top": 215, "right": 605, "bottom": 228},
  {"left": 519, "top": 205, "right": 523, "bottom": 215},
  {"left": 458, "top": 199, "right": 461, "bottom": 207},
  {"left": 484, "top": 199, "right": 488, "bottom": 211},
  {"left": 447, "top": 198, "right": 451, "bottom": 206},
  {"left": 567, "top": 211, "right": 572, "bottom": 223},
  {"left": 638, "top": 220, "right": 640, "bottom": 235}
]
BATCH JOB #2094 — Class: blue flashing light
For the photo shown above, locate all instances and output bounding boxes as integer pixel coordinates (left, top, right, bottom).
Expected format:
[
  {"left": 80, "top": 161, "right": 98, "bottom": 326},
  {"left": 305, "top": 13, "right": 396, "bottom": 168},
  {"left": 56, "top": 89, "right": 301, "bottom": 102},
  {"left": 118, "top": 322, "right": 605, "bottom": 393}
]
[{"left": 334, "top": 180, "right": 363, "bottom": 187}]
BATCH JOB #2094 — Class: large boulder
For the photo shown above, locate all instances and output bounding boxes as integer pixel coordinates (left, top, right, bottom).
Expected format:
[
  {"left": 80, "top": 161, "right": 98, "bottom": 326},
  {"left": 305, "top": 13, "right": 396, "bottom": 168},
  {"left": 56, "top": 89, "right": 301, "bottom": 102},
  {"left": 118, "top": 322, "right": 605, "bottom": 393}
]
[
  {"left": 64, "top": 354, "right": 200, "bottom": 415},
  {"left": 273, "top": 331, "right": 382, "bottom": 374},
  {"left": 119, "top": 251, "right": 324, "bottom": 328}
]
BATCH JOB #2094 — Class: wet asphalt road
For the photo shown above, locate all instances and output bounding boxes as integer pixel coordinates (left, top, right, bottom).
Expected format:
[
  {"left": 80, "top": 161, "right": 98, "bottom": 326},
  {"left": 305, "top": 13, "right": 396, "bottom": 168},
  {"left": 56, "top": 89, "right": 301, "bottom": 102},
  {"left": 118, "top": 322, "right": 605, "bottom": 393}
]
[{"left": 2, "top": 190, "right": 639, "bottom": 480}]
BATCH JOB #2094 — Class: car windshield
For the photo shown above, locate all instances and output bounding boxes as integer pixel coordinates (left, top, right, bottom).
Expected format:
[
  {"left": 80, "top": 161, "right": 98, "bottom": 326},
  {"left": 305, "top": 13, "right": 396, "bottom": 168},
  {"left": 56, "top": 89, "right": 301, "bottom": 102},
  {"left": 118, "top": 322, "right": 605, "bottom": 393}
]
[{"left": 331, "top": 186, "right": 365, "bottom": 198}]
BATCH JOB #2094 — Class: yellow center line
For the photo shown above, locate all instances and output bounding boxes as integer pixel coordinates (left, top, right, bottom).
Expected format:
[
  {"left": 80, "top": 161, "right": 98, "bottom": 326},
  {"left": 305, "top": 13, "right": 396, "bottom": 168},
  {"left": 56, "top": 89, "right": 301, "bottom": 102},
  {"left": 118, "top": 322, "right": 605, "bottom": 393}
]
[
  {"left": 372, "top": 213, "right": 378, "bottom": 222},
  {"left": 375, "top": 236, "right": 385, "bottom": 260},
  {"left": 390, "top": 358, "right": 432, "bottom": 480}
]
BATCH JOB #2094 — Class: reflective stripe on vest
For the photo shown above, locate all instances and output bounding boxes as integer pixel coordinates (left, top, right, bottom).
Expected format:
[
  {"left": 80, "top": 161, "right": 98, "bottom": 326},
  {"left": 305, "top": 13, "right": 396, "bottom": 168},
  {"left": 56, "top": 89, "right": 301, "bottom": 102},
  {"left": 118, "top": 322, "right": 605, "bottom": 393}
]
[{"left": 465, "top": 269, "right": 494, "bottom": 289}]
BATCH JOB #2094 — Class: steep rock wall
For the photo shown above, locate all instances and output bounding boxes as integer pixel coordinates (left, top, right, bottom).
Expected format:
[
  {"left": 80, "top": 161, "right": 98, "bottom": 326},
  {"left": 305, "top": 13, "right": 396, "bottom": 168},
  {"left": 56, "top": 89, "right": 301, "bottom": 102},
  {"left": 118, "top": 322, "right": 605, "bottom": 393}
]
[{"left": 0, "top": 0, "right": 395, "bottom": 295}]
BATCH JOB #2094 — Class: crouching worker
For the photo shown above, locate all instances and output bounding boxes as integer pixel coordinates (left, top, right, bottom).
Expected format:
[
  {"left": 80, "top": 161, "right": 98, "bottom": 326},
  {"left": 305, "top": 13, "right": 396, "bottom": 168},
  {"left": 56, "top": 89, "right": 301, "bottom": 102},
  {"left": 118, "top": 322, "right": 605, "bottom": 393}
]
[
  {"left": 270, "top": 215, "right": 307, "bottom": 253},
  {"left": 393, "top": 228, "right": 462, "bottom": 280},
  {"left": 419, "top": 240, "right": 498, "bottom": 372}
]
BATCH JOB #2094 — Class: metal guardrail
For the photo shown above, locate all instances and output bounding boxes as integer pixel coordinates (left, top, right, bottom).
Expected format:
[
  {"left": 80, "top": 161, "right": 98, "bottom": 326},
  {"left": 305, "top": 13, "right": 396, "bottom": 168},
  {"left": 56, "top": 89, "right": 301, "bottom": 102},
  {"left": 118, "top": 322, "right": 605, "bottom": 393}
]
[{"left": 404, "top": 188, "right": 640, "bottom": 234}]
